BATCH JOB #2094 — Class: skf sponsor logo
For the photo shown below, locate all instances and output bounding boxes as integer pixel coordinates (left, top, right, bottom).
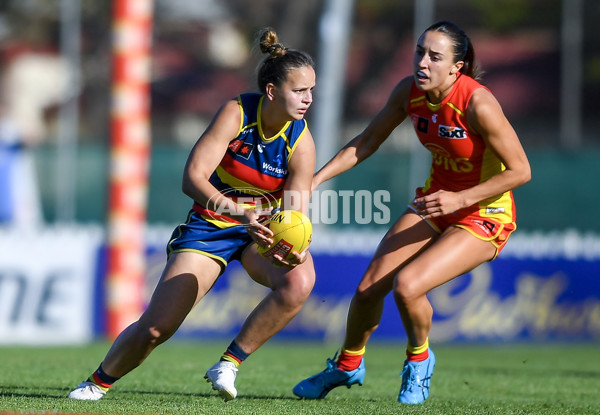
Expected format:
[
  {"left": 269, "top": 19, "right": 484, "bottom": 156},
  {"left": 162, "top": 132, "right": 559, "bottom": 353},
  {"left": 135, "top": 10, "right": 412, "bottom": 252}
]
[{"left": 439, "top": 125, "right": 466, "bottom": 139}]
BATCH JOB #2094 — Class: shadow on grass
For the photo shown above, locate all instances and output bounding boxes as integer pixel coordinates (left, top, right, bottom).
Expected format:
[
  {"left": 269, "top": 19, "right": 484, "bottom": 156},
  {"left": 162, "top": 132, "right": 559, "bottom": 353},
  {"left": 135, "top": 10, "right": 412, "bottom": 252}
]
[
  {"left": 120, "top": 388, "right": 300, "bottom": 401},
  {"left": 0, "top": 385, "right": 69, "bottom": 399},
  {"left": 0, "top": 385, "right": 300, "bottom": 402}
]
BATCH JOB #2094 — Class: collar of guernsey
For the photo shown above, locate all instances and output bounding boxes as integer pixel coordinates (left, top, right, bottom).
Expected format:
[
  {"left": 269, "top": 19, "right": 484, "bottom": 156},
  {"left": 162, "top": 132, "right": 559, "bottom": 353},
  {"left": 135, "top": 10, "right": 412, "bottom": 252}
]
[{"left": 193, "top": 93, "right": 309, "bottom": 228}]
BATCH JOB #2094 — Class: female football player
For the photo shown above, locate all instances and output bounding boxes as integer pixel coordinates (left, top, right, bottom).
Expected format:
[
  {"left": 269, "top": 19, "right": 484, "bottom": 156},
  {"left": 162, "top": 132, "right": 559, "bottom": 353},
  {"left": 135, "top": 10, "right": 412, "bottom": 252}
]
[
  {"left": 69, "top": 27, "right": 316, "bottom": 402},
  {"left": 293, "top": 20, "right": 531, "bottom": 404}
]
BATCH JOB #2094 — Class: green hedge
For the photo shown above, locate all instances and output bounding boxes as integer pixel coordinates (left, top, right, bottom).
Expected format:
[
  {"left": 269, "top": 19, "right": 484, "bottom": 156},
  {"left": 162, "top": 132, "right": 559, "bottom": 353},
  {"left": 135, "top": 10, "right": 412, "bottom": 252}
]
[{"left": 33, "top": 144, "right": 594, "bottom": 232}]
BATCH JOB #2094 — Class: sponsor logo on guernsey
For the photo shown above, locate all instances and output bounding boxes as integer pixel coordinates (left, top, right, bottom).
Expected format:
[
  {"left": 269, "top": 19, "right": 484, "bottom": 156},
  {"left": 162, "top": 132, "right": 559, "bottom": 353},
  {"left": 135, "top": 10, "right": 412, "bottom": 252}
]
[
  {"left": 438, "top": 125, "right": 467, "bottom": 139},
  {"left": 236, "top": 143, "right": 254, "bottom": 159},
  {"left": 228, "top": 139, "right": 242, "bottom": 152},
  {"left": 228, "top": 139, "right": 254, "bottom": 159},
  {"left": 262, "top": 162, "right": 287, "bottom": 175},
  {"left": 425, "top": 143, "right": 474, "bottom": 173},
  {"left": 415, "top": 116, "right": 429, "bottom": 133},
  {"left": 486, "top": 207, "right": 505, "bottom": 215}
]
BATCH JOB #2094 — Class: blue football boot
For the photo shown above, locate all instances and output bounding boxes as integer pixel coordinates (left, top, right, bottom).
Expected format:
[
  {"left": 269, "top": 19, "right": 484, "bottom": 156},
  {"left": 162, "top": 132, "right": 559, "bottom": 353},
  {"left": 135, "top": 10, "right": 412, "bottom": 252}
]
[
  {"left": 293, "top": 353, "right": 366, "bottom": 399},
  {"left": 398, "top": 348, "right": 436, "bottom": 404}
]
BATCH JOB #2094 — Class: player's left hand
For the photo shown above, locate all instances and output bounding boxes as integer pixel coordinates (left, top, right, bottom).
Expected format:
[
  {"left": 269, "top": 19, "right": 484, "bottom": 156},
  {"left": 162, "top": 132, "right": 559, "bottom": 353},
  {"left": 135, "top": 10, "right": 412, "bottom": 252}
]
[{"left": 413, "top": 190, "right": 465, "bottom": 218}]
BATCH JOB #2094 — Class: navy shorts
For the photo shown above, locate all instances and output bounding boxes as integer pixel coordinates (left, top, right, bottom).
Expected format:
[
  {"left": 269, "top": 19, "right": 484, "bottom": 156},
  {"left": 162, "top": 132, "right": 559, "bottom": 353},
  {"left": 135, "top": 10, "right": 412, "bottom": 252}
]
[{"left": 167, "top": 210, "right": 253, "bottom": 269}]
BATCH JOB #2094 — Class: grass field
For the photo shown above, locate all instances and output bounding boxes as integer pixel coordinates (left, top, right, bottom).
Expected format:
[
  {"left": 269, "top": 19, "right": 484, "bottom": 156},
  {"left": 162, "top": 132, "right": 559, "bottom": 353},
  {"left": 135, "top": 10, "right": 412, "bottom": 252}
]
[{"left": 0, "top": 341, "right": 598, "bottom": 415}]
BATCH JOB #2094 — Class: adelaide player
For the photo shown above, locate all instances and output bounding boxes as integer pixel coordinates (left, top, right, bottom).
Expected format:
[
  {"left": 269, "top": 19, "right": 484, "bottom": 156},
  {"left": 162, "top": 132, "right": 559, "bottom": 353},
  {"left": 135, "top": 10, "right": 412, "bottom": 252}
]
[
  {"left": 68, "top": 27, "right": 316, "bottom": 402},
  {"left": 293, "top": 20, "right": 531, "bottom": 404}
]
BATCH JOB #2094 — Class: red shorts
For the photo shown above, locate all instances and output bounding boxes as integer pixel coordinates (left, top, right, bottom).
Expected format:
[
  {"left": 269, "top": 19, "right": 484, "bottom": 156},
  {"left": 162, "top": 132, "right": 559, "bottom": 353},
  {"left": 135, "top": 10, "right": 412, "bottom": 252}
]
[{"left": 408, "top": 205, "right": 516, "bottom": 260}]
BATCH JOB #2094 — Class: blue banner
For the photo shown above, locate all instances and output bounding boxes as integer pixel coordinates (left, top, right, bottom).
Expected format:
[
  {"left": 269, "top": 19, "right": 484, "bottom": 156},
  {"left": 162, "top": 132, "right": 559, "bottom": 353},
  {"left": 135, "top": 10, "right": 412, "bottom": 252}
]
[{"left": 130, "top": 243, "right": 600, "bottom": 343}]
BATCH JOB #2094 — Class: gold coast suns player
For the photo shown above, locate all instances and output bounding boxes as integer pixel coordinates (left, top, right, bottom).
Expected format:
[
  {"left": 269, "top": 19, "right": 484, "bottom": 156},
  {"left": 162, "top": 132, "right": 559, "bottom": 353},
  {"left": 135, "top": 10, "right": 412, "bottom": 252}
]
[{"left": 293, "top": 20, "right": 531, "bottom": 404}]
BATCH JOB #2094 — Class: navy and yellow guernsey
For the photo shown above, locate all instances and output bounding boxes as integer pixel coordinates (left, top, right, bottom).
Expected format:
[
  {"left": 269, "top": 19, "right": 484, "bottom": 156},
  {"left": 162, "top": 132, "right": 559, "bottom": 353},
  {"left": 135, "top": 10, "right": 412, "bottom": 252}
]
[{"left": 193, "top": 93, "right": 308, "bottom": 228}]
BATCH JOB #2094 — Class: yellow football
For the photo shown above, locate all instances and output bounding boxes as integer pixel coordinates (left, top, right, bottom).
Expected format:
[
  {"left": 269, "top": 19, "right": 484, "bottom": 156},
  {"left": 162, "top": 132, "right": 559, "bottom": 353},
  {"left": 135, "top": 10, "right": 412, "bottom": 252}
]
[{"left": 257, "top": 210, "right": 312, "bottom": 260}]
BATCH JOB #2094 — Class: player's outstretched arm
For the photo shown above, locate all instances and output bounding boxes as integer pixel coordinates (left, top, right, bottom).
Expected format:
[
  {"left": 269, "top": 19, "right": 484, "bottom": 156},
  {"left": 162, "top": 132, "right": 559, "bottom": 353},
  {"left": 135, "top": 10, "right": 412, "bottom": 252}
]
[{"left": 312, "top": 76, "right": 412, "bottom": 191}]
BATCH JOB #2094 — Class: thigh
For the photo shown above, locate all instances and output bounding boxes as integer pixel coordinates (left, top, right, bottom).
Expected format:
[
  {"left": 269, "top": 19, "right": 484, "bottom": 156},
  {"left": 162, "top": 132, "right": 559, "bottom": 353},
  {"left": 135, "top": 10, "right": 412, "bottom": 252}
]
[
  {"left": 167, "top": 211, "right": 253, "bottom": 269},
  {"left": 357, "top": 210, "right": 439, "bottom": 296},
  {"left": 241, "top": 244, "right": 316, "bottom": 292},
  {"left": 395, "top": 225, "right": 497, "bottom": 297},
  {"left": 140, "top": 251, "right": 222, "bottom": 328}
]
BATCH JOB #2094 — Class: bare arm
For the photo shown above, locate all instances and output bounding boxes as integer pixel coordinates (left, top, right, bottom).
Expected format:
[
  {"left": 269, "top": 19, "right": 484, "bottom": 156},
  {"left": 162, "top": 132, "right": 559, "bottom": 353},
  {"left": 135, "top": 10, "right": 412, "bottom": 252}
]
[
  {"left": 463, "top": 88, "right": 531, "bottom": 203},
  {"left": 282, "top": 128, "right": 316, "bottom": 215},
  {"left": 182, "top": 98, "right": 273, "bottom": 242},
  {"left": 273, "top": 128, "right": 316, "bottom": 266},
  {"left": 312, "top": 76, "right": 413, "bottom": 190}
]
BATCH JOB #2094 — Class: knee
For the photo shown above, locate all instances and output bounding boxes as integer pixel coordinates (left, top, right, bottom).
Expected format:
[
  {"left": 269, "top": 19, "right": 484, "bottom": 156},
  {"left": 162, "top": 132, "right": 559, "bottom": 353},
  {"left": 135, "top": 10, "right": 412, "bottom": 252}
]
[
  {"left": 278, "top": 269, "right": 315, "bottom": 308},
  {"left": 393, "top": 271, "right": 422, "bottom": 307},
  {"left": 353, "top": 280, "right": 383, "bottom": 306},
  {"left": 136, "top": 319, "right": 177, "bottom": 346}
]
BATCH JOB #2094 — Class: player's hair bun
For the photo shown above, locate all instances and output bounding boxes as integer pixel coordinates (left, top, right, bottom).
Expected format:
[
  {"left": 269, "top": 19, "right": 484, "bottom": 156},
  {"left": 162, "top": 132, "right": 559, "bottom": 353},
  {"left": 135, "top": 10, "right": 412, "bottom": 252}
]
[{"left": 259, "top": 27, "right": 288, "bottom": 58}]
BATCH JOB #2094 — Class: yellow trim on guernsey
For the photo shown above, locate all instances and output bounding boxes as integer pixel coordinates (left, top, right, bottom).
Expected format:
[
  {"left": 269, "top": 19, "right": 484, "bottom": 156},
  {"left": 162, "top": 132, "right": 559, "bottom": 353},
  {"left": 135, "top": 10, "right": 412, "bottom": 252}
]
[
  {"left": 446, "top": 102, "right": 464, "bottom": 116},
  {"left": 257, "top": 96, "right": 291, "bottom": 142}
]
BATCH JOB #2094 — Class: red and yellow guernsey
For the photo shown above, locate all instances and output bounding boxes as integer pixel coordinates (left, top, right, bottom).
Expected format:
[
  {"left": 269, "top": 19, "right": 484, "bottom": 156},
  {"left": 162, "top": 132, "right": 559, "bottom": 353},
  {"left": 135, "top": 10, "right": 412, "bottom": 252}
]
[
  {"left": 194, "top": 93, "right": 308, "bottom": 228},
  {"left": 408, "top": 74, "right": 516, "bottom": 225}
]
